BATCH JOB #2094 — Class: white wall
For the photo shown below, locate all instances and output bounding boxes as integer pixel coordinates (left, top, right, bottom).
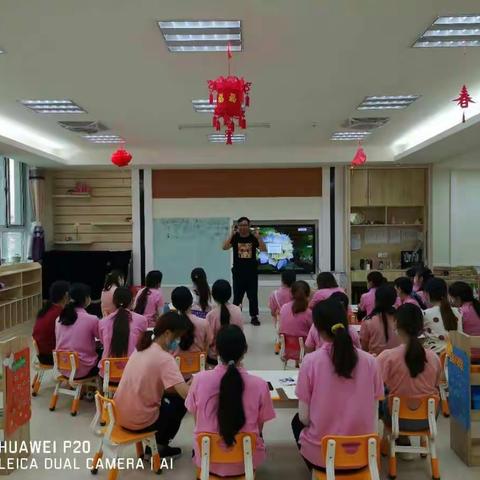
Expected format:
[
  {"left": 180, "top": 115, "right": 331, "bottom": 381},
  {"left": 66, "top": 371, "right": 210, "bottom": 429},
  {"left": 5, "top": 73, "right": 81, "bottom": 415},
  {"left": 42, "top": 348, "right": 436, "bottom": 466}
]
[{"left": 431, "top": 164, "right": 480, "bottom": 266}]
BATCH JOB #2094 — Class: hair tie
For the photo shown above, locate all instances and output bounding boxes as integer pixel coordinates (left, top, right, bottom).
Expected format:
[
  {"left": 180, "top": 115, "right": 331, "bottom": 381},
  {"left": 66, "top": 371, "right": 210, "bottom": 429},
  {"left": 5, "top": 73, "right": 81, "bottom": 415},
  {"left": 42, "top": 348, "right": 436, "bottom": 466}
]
[
  {"left": 228, "top": 360, "right": 235, "bottom": 366},
  {"left": 331, "top": 323, "right": 345, "bottom": 334}
]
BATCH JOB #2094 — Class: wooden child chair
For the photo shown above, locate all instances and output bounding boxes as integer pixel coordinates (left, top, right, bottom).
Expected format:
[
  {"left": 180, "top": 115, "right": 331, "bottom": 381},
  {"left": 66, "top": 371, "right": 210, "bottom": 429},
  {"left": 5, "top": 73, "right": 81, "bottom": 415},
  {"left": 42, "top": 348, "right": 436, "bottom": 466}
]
[
  {"left": 49, "top": 350, "right": 97, "bottom": 416},
  {"left": 312, "top": 434, "right": 381, "bottom": 480},
  {"left": 101, "top": 357, "right": 129, "bottom": 399},
  {"left": 279, "top": 334, "right": 305, "bottom": 369},
  {"left": 31, "top": 338, "right": 54, "bottom": 396},
  {"left": 90, "top": 393, "right": 161, "bottom": 480},
  {"left": 439, "top": 351, "right": 450, "bottom": 417},
  {"left": 384, "top": 395, "right": 440, "bottom": 480},
  {"left": 197, "top": 432, "right": 256, "bottom": 480},
  {"left": 274, "top": 314, "right": 281, "bottom": 355},
  {"left": 175, "top": 351, "right": 206, "bottom": 375}
]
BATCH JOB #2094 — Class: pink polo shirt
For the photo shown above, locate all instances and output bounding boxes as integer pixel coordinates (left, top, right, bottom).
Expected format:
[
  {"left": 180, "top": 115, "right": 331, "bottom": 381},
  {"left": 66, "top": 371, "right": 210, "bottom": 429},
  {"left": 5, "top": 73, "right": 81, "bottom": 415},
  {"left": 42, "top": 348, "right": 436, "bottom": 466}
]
[
  {"left": 279, "top": 302, "right": 313, "bottom": 339},
  {"left": 268, "top": 286, "right": 293, "bottom": 317},
  {"left": 174, "top": 313, "right": 213, "bottom": 355},
  {"left": 305, "top": 324, "right": 361, "bottom": 351},
  {"left": 114, "top": 343, "right": 185, "bottom": 430},
  {"left": 309, "top": 287, "right": 345, "bottom": 309},
  {"left": 100, "top": 286, "right": 117, "bottom": 316},
  {"left": 185, "top": 365, "right": 276, "bottom": 476},
  {"left": 206, "top": 304, "right": 244, "bottom": 358},
  {"left": 377, "top": 345, "right": 441, "bottom": 397},
  {"left": 360, "top": 314, "right": 400, "bottom": 356},
  {"left": 359, "top": 288, "right": 376, "bottom": 316},
  {"left": 460, "top": 302, "right": 480, "bottom": 336},
  {"left": 296, "top": 345, "right": 383, "bottom": 467},
  {"left": 394, "top": 295, "right": 421, "bottom": 309},
  {"left": 133, "top": 287, "right": 165, "bottom": 327},
  {"left": 55, "top": 308, "right": 99, "bottom": 378},
  {"left": 98, "top": 310, "right": 148, "bottom": 375}
]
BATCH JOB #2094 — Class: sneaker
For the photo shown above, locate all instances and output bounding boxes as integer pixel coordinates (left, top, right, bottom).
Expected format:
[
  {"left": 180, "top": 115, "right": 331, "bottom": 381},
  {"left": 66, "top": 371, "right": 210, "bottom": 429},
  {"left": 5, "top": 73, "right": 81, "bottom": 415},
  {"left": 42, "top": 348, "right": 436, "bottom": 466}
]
[
  {"left": 250, "top": 317, "right": 261, "bottom": 326},
  {"left": 159, "top": 445, "right": 182, "bottom": 459}
]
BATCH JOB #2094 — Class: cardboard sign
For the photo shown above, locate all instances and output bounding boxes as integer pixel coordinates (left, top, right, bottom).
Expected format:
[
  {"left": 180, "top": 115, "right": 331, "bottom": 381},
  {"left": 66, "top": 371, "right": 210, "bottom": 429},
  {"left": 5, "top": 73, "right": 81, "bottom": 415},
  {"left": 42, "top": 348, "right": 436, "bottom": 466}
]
[{"left": 448, "top": 346, "right": 471, "bottom": 431}]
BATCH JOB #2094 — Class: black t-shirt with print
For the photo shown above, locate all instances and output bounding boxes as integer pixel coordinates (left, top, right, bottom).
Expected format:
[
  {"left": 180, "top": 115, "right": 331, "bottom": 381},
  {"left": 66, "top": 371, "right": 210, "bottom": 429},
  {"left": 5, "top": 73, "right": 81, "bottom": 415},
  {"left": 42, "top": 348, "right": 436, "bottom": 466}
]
[{"left": 231, "top": 233, "right": 259, "bottom": 275}]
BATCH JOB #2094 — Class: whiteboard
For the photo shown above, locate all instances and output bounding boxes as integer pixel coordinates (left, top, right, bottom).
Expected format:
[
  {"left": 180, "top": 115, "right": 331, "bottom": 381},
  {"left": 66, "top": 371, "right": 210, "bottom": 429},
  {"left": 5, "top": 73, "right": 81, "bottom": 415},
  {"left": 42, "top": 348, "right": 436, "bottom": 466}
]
[{"left": 153, "top": 217, "right": 231, "bottom": 285}]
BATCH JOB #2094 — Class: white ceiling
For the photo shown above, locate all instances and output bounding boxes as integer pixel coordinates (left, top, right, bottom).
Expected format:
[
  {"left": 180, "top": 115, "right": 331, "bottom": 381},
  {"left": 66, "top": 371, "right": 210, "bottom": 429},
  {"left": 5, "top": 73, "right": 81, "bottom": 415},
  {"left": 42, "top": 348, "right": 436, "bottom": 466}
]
[{"left": 2, "top": 0, "right": 480, "bottom": 167}]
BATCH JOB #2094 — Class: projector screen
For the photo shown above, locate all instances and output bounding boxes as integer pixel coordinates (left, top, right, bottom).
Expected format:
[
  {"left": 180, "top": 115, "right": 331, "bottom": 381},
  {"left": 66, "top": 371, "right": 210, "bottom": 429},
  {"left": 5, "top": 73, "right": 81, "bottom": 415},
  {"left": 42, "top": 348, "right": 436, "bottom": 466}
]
[{"left": 253, "top": 223, "right": 316, "bottom": 274}]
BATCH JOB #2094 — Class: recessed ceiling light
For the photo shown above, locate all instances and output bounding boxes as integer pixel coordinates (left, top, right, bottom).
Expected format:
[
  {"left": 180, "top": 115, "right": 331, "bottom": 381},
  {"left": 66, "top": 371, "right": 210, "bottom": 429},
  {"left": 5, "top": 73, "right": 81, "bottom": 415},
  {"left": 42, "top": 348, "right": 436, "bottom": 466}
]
[
  {"left": 331, "top": 131, "right": 371, "bottom": 141},
  {"left": 208, "top": 133, "right": 246, "bottom": 143},
  {"left": 158, "top": 20, "right": 242, "bottom": 53},
  {"left": 20, "top": 99, "right": 86, "bottom": 114},
  {"left": 192, "top": 99, "right": 216, "bottom": 113},
  {"left": 83, "top": 134, "right": 124, "bottom": 144},
  {"left": 414, "top": 15, "right": 480, "bottom": 47},
  {"left": 357, "top": 95, "right": 420, "bottom": 110},
  {"left": 0, "top": 49, "right": 5, "bottom": 54}
]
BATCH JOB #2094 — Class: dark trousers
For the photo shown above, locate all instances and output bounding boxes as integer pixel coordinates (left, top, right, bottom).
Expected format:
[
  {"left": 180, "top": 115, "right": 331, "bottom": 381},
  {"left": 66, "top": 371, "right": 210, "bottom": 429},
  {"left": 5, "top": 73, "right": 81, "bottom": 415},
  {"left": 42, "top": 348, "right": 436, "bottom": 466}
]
[
  {"left": 232, "top": 271, "right": 259, "bottom": 317},
  {"left": 132, "top": 395, "right": 187, "bottom": 446},
  {"left": 37, "top": 353, "right": 54, "bottom": 365}
]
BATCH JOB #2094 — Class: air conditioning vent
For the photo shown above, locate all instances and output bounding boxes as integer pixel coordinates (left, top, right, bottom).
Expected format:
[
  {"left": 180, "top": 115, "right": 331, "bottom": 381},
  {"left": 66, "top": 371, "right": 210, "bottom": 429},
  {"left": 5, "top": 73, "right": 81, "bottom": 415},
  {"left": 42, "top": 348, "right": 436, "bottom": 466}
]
[
  {"left": 58, "top": 121, "right": 108, "bottom": 134},
  {"left": 341, "top": 117, "right": 389, "bottom": 131}
]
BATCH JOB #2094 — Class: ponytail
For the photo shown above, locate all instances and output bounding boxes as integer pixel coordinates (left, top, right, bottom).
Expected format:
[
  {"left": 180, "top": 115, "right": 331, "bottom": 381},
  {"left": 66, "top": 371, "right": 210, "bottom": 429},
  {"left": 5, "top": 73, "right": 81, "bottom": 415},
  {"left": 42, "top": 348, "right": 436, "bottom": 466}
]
[
  {"left": 425, "top": 278, "right": 458, "bottom": 331},
  {"left": 109, "top": 287, "right": 132, "bottom": 357},
  {"left": 220, "top": 303, "right": 231, "bottom": 326},
  {"left": 216, "top": 325, "right": 247, "bottom": 447},
  {"left": 178, "top": 312, "right": 195, "bottom": 351},
  {"left": 439, "top": 297, "right": 458, "bottom": 331},
  {"left": 134, "top": 287, "right": 150, "bottom": 315},
  {"left": 449, "top": 281, "right": 480, "bottom": 318},
  {"left": 171, "top": 286, "right": 195, "bottom": 351},
  {"left": 191, "top": 267, "right": 211, "bottom": 312},
  {"left": 135, "top": 270, "right": 163, "bottom": 315},
  {"left": 395, "top": 304, "right": 426, "bottom": 378},
  {"left": 291, "top": 281, "right": 310, "bottom": 314},
  {"left": 312, "top": 299, "right": 358, "bottom": 378},
  {"left": 59, "top": 283, "right": 90, "bottom": 326},
  {"left": 371, "top": 285, "right": 397, "bottom": 342},
  {"left": 103, "top": 269, "right": 124, "bottom": 291},
  {"left": 411, "top": 291, "right": 427, "bottom": 310},
  {"left": 212, "top": 279, "right": 232, "bottom": 327},
  {"left": 381, "top": 312, "right": 389, "bottom": 342}
]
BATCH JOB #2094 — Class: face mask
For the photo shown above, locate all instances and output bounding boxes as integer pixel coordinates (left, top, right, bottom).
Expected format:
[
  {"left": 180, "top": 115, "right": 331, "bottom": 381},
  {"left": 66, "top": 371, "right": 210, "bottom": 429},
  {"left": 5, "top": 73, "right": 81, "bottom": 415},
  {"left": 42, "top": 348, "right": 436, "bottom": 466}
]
[{"left": 167, "top": 338, "right": 180, "bottom": 351}]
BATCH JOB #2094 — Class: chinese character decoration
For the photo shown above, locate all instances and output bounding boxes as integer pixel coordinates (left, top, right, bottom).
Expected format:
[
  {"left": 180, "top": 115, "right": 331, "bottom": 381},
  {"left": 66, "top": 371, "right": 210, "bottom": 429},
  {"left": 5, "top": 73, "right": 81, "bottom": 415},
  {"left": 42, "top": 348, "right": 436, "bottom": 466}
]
[
  {"left": 111, "top": 146, "right": 132, "bottom": 167},
  {"left": 453, "top": 84, "right": 475, "bottom": 123},
  {"left": 351, "top": 145, "right": 367, "bottom": 168},
  {"left": 208, "top": 44, "right": 251, "bottom": 145}
]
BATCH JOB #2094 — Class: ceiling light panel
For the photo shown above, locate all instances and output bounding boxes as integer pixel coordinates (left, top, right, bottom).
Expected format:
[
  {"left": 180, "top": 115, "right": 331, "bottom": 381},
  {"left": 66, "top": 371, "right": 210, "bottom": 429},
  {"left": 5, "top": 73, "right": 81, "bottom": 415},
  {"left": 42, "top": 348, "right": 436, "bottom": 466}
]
[
  {"left": 331, "top": 131, "right": 371, "bottom": 141},
  {"left": 20, "top": 99, "right": 86, "bottom": 114},
  {"left": 158, "top": 20, "right": 242, "bottom": 52},
  {"left": 414, "top": 15, "right": 480, "bottom": 47},
  {"left": 83, "top": 134, "right": 124, "bottom": 144},
  {"left": 208, "top": 133, "right": 245, "bottom": 143},
  {"left": 192, "top": 99, "right": 216, "bottom": 113},
  {"left": 357, "top": 95, "right": 420, "bottom": 110}
]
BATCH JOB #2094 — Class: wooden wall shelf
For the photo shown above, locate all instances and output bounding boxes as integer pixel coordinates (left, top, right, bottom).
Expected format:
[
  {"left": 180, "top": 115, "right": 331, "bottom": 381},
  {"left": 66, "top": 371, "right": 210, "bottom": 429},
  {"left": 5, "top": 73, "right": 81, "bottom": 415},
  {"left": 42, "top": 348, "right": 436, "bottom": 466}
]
[
  {"left": 54, "top": 240, "right": 93, "bottom": 245},
  {"left": 52, "top": 193, "right": 91, "bottom": 198}
]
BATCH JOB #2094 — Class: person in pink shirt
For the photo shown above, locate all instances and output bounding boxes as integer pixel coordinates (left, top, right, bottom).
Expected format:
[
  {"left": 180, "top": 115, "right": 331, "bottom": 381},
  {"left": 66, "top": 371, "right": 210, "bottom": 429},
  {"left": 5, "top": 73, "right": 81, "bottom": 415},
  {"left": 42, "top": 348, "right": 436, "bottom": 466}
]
[
  {"left": 133, "top": 270, "right": 165, "bottom": 327},
  {"left": 186, "top": 325, "right": 276, "bottom": 477},
  {"left": 55, "top": 283, "right": 99, "bottom": 379},
  {"left": 171, "top": 286, "right": 212, "bottom": 356},
  {"left": 449, "top": 282, "right": 480, "bottom": 337},
  {"left": 292, "top": 298, "right": 383, "bottom": 471},
  {"left": 268, "top": 270, "right": 296, "bottom": 318},
  {"left": 414, "top": 267, "right": 434, "bottom": 309},
  {"left": 377, "top": 303, "right": 441, "bottom": 433},
  {"left": 207, "top": 279, "right": 244, "bottom": 363},
  {"left": 100, "top": 270, "right": 124, "bottom": 317},
  {"left": 360, "top": 285, "right": 400, "bottom": 356},
  {"left": 190, "top": 267, "right": 212, "bottom": 318},
  {"left": 394, "top": 277, "right": 422, "bottom": 309},
  {"left": 114, "top": 312, "right": 191, "bottom": 459},
  {"left": 279, "top": 280, "right": 312, "bottom": 339},
  {"left": 98, "top": 287, "right": 148, "bottom": 376},
  {"left": 309, "top": 272, "right": 344, "bottom": 309},
  {"left": 357, "top": 271, "right": 386, "bottom": 320}
]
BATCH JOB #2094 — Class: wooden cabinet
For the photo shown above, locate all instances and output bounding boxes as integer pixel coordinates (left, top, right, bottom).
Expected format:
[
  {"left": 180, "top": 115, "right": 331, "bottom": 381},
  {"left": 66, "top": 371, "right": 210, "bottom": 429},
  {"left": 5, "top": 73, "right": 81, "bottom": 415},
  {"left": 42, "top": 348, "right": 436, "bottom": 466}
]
[{"left": 351, "top": 168, "right": 425, "bottom": 207}]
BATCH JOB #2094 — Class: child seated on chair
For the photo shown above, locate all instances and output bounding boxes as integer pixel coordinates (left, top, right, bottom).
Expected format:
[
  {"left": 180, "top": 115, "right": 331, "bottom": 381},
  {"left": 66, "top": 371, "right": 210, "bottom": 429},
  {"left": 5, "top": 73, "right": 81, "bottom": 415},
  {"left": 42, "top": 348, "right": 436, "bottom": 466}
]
[
  {"left": 100, "top": 269, "right": 125, "bottom": 317},
  {"left": 114, "top": 312, "right": 191, "bottom": 459},
  {"left": 55, "top": 283, "right": 100, "bottom": 378},
  {"left": 279, "top": 280, "right": 312, "bottom": 340},
  {"left": 98, "top": 287, "right": 148, "bottom": 377},
  {"left": 133, "top": 270, "right": 164, "bottom": 328},
  {"left": 206, "top": 279, "right": 244, "bottom": 364},
  {"left": 291, "top": 298, "right": 383, "bottom": 471},
  {"left": 33, "top": 280, "right": 70, "bottom": 365},
  {"left": 268, "top": 270, "right": 296, "bottom": 318},
  {"left": 377, "top": 303, "right": 441, "bottom": 433},
  {"left": 308, "top": 272, "right": 345, "bottom": 309},
  {"left": 185, "top": 325, "right": 276, "bottom": 477},
  {"left": 190, "top": 267, "right": 213, "bottom": 319}
]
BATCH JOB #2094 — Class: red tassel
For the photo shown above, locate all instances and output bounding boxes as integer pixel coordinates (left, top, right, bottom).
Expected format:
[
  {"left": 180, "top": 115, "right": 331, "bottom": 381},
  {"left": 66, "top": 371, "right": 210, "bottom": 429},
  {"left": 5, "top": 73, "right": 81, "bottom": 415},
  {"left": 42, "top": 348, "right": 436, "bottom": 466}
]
[
  {"left": 216, "top": 122, "right": 221, "bottom": 131},
  {"left": 209, "top": 93, "right": 213, "bottom": 104},
  {"left": 226, "top": 132, "right": 232, "bottom": 145},
  {"left": 463, "top": 111, "right": 466, "bottom": 123},
  {"left": 245, "top": 95, "right": 250, "bottom": 107},
  {"left": 212, "top": 116, "right": 217, "bottom": 128},
  {"left": 240, "top": 117, "right": 246, "bottom": 129}
]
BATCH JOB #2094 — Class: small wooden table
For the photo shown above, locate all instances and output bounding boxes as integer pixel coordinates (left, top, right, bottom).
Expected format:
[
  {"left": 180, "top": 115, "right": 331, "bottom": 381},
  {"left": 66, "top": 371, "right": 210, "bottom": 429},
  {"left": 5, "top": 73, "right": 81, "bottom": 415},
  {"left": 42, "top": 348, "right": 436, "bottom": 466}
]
[{"left": 249, "top": 370, "right": 299, "bottom": 408}]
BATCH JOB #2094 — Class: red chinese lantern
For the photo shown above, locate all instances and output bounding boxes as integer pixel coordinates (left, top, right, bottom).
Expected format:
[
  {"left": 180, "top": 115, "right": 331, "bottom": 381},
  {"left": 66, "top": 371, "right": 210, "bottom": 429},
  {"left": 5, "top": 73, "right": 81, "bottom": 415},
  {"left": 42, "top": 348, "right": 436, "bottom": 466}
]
[
  {"left": 111, "top": 148, "right": 132, "bottom": 167},
  {"left": 351, "top": 145, "right": 367, "bottom": 168},
  {"left": 207, "top": 44, "right": 251, "bottom": 145},
  {"left": 453, "top": 84, "right": 475, "bottom": 123}
]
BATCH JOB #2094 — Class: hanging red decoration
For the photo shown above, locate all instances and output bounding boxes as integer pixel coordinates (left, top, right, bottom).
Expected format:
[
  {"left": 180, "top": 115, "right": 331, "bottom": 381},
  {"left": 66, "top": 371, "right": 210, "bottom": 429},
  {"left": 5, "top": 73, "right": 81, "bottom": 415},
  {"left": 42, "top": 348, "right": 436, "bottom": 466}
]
[
  {"left": 351, "top": 145, "right": 367, "bottom": 168},
  {"left": 453, "top": 84, "right": 475, "bottom": 123},
  {"left": 207, "top": 44, "right": 251, "bottom": 145},
  {"left": 111, "top": 148, "right": 132, "bottom": 167}
]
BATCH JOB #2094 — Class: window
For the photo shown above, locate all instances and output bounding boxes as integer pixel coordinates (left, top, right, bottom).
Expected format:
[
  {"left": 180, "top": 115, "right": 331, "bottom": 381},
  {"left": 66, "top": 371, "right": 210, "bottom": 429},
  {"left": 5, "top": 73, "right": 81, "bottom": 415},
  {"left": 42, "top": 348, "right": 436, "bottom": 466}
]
[{"left": 0, "top": 157, "right": 27, "bottom": 263}]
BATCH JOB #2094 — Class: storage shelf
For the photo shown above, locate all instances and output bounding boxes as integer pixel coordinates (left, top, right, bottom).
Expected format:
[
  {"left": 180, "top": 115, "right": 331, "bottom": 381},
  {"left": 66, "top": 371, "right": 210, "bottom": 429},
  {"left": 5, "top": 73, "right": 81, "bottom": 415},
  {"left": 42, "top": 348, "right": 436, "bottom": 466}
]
[
  {"left": 0, "top": 285, "right": 22, "bottom": 293},
  {"left": 21, "top": 280, "right": 41, "bottom": 287},
  {"left": 54, "top": 240, "right": 93, "bottom": 245},
  {"left": 53, "top": 193, "right": 91, "bottom": 198},
  {"left": 0, "top": 298, "right": 21, "bottom": 307},
  {"left": 351, "top": 224, "right": 423, "bottom": 228},
  {"left": 91, "top": 222, "right": 132, "bottom": 226}
]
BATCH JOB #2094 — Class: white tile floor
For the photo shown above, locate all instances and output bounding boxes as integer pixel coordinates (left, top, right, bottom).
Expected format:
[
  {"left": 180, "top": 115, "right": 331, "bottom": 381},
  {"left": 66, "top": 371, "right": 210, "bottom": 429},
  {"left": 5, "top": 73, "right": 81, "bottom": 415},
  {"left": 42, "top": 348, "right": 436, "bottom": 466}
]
[{"left": 6, "top": 317, "right": 480, "bottom": 479}]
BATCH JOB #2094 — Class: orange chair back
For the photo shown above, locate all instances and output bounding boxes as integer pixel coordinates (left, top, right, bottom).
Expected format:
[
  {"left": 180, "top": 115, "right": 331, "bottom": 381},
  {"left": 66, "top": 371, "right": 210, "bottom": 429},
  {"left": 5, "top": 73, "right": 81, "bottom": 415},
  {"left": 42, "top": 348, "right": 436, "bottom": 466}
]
[
  {"left": 175, "top": 351, "right": 205, "bottom": 374},
  {"left": 54, "top": 350, "right": 79, "bottom": 372},
  {"left": 197, "top": 433, "right": 256, "bottom": 464},
  {"left": 101, "top": 357, "right": 129, "bottom": 382},
  {"left": 95, "top": 392, "right": 118, "bottom": 423},
  {"left": 282, "top": 335, "right": 304, "bottom": 361},
  {"left": 321, "top": 434, "right": 379, "bottom": 470},
  {"left": 388, "top": 395, "right": 439, "bottom": 420}
]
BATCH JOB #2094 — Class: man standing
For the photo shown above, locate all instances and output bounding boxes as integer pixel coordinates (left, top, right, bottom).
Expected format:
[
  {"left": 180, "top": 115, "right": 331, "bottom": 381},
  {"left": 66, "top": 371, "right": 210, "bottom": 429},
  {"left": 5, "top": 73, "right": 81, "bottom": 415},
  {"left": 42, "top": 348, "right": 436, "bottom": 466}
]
[{"left": 222, "top": 216, "right": 267, "bottom": 325}]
